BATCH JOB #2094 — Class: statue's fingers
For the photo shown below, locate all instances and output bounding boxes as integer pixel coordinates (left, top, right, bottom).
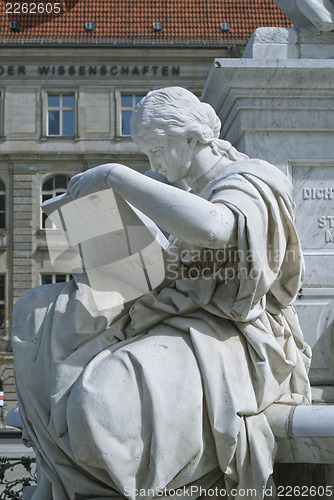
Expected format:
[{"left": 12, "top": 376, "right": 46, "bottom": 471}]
[
  {"left": 71, "top": 184, "right": 81, "bottom": 199},
  {"left": 67, "top": 175, "right": 80, "bottom": 192},
  {"left": 69, "top": 180, "right": 80, "bottom": 196}
]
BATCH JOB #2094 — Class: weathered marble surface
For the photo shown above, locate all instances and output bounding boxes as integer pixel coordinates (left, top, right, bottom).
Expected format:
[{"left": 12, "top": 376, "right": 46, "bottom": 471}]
[{"left": 243, "top": 26, "right": 334, "bottom": 59}]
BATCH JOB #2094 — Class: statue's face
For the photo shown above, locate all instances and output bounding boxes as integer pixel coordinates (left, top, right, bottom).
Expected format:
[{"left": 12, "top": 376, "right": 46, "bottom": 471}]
[{"left": 137, "top": 135, "right": 194, "bottom": 182}]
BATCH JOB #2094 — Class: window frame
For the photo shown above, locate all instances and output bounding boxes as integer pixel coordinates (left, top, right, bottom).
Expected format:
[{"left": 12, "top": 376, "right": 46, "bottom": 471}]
[
  {"left": 40, "top": 174, "right": 71, "bottom": 229},
  {"left": 0, "top": 90, "right": 4, "bottom": 138},
  {"left": 0, "top": 178, "right": 6, "bottom": 230},
  {"left": 0, "top": 274, "right": 6, "bottom": 333},
  {"left": 42, "top": 89, "right": 79, "bottom": 139},
  {"left": 115, "top": 89, "right": 148, "bottom": 138}
]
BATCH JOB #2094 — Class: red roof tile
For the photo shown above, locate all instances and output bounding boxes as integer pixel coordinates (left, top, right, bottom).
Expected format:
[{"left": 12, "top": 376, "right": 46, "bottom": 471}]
[{"left": 0, "top": 0, "right": 291, "bottom": 45}]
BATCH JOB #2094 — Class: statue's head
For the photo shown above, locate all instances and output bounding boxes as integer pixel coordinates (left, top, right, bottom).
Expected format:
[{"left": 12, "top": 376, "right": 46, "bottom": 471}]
[
  {"left": 130, "top": 87, "right": 248, "bottom": 167},
  {"left": 130, "top": 87, "right": 221, "bottom": 146}
]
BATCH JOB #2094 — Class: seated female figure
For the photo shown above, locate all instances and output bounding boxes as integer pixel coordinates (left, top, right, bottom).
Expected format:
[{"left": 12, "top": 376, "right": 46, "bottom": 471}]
[{"left": 12, "top": 87, "right": 311, "bottom": 500}]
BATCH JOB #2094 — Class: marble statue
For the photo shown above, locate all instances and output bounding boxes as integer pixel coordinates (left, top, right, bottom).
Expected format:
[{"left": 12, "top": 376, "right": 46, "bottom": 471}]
[
  {"left": 274, "top": 0, "right": 334, "bottom": 31},
  {"left": 12, "top": 87, "right": 312, "bottom": 500}
]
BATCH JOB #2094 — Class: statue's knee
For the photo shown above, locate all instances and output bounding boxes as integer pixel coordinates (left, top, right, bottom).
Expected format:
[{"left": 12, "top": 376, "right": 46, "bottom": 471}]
[{"left": 67, "top": 350, "right": 141, "bottom": 438}]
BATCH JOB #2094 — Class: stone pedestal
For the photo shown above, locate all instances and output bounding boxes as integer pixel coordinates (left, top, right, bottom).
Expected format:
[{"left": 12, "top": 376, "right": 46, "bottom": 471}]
[
  {"left": 243, "top": 27, "right": 334, "bottom": 60},
  {"left": 202, "top": 26, "right": 334, "bottom": 495},
  {"left": 203, "top": 55, "right": 334, "bottom": 400}
]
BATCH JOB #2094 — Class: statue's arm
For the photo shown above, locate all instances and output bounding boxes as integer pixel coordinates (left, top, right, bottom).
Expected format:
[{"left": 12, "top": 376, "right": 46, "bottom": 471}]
[{"left": 67, "top": 163, "right": 237, "bottom": 249}]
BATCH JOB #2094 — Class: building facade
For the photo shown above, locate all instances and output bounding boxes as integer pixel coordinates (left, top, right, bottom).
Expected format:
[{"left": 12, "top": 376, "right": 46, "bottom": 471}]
[
  {"left": 0, "top": 45, "right": 235, "bottom": 314},
  {"left": 0, "top": 0, "right": 290, "bottom": 417}
]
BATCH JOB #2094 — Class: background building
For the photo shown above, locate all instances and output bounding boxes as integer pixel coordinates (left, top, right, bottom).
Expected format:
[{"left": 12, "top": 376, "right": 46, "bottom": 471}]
[{"left": 0, "top": 0, "right": 289, "bottom": 417}]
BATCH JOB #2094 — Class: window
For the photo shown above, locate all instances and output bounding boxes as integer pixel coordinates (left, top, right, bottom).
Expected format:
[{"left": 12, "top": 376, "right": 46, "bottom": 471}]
[
  {"left": 41, "top": 174, "right": 71, "bottom": 228},
  {"left": 41, "top": 274, "right": 72, "bottom": 285},
  {"left": 47, "top": 94, "right": 75, "bottom": 136},
  {"left": 0, "top": 180, "right": 5, "bottom": 229},
  {"left": 120, "top": 93, "right": 145, "bottom": 136}
]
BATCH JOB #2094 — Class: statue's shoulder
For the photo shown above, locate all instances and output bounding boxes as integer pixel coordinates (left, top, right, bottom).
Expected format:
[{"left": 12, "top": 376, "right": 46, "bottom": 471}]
[
  {"left": 217, "top": 158, "right": 288, "bottom": 183},
  {"left": 234, "top": 158, "right": 292, "bottom": 194},
  {"left": 202, "top": 157, "right": 292, "bottom": 203}
]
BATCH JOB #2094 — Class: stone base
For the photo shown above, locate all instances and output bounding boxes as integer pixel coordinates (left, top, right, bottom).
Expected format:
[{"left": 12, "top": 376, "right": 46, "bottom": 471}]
[
  {"left": 243, "top": 27, "right": 334, "bottom": 59},
  {"left": 243, "top": 28, "right": 334, "bottom": 59}
]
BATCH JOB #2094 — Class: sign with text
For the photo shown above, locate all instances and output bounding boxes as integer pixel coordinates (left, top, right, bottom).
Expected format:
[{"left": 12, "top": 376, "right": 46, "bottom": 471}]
[
  {"left": 0, "top": 65, "right": 181, "bottom": 78},
  {"left": 292, "top": 165, "right": 334, "bottom": 287},
  {"left": 293, "top": 165, "right": 334, "bottom": 248}
]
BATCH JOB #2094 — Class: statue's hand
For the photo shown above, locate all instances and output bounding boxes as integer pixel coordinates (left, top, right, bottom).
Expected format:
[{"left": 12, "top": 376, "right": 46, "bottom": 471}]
[{"left": 67, "top": 164, "right": 115, "bottom": 199}]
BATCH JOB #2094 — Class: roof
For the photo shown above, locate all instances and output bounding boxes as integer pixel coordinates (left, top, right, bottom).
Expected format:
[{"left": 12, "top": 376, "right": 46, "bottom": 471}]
[{"left": 0, "top": 0, "right": 291, "bottom": 46}]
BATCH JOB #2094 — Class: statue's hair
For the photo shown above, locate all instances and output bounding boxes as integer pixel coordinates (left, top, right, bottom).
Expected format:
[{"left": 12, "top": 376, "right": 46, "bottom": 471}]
[{"left": 130, "top": 87, "right": 248, "bottom": 162}]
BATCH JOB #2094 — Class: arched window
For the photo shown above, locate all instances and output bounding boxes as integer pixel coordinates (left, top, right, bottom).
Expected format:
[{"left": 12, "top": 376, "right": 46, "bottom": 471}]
[
  {"left": 0, "top": 180, "right": 6, "bottom": 229},
  {"left": 41, "top": 175, "right": 71, "bottom": 229}
]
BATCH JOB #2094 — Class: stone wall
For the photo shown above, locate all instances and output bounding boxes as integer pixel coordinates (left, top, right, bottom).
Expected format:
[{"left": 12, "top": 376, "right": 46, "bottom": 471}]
[{"left": 12, "top": 173, "right": 34, "bottom": 304}]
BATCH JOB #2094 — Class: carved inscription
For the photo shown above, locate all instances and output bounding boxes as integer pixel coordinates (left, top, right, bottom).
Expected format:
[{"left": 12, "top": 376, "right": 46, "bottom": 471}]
[
  {"left": 325, "top": 230, "right": 334, "bottom": 243},
  {"left": 302, "top": 187, "right": 334, "bottom": 243},
  {"left": 0, "top": 65, "right": 181, "bottom": 78},
  {"left": 303, "top": 187, "right": 334, "bottom": 200},
  {"left": 292, "top": 166, "right": 334, "bottom": 250}
]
